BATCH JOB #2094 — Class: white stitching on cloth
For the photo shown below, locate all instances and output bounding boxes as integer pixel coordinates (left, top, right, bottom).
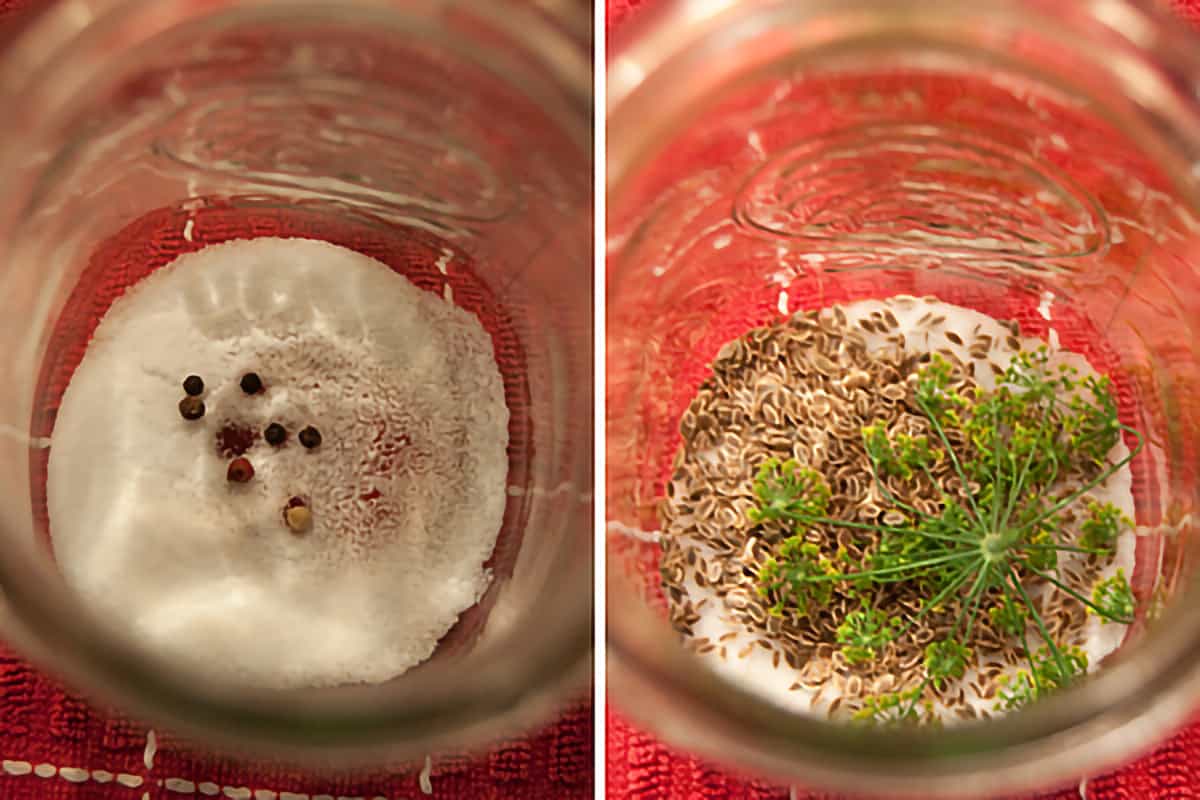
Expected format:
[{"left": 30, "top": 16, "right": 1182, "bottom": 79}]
[{"left": 0, "top": 757, "right": 399, "bottom": 799}]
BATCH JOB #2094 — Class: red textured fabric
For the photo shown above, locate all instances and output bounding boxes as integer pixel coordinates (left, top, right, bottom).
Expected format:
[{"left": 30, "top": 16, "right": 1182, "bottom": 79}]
[
  {"left": 0, "top": 4, "right": 592, "bottom": 798},
  {"left": 0, "top": 639, "right": 591, "bottom": 799},
  {"left": 606, "top": 1, "right": 1200, "bottom": 799},
  {"left": 607, "top": 0, "right": 648, "bottom": 31}
]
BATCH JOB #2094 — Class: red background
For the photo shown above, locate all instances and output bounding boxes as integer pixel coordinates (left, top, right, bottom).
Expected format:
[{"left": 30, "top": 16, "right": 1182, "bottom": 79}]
[
  {"left": 605, "top": 1, "right": 1200, "bottom": 799},
  {"left": 7, "top": 1, "right": 1200, "bottom": 798},
  {"left": 0, "top": 3, "right": 591, "bottom": 800}
]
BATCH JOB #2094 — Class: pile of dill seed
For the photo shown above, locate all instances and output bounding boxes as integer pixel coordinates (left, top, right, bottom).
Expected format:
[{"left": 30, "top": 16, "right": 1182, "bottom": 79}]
[{"left": 659, "top": 296, "right": 1138, "bottom": 723}]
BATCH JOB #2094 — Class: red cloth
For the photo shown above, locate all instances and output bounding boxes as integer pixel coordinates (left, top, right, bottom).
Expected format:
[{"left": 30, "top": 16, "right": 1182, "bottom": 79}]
[
  {"left": 0, "top": 5, "right": 592, "bottom": 799},
  {"left": 606, "top": 1, "right": 1200, "bottom": 799},
  {"left": 607, "top": 0, "right": 648, "bottom": 30}
]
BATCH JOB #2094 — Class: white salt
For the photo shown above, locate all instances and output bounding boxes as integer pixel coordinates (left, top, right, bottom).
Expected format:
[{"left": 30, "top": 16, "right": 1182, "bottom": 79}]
[{"left": 47, "top": 237, "right": 509, "bottom": 689}]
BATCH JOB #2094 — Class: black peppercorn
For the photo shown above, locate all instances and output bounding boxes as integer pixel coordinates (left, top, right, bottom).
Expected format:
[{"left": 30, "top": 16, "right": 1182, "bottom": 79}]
[
  {"left": 298, "top": 426, "right": 322, "bottom": 449},
  {"left": 182, "top": 375, "right": 204, "bottom": 396},
  {"left": 239, "top": 372, "right": 264, "bottom": 395},
  {"left": 178, "top": 396, "right": 205, "bottom": 421},
  {"left": 264, "top": 423, "right": 287, "bottom": 446}
]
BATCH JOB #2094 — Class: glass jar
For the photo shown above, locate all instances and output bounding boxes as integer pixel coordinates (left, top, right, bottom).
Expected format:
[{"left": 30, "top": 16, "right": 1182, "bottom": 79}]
[
  {"left": 608, "top": 0, "right": 1200, "bottom": 795},
  {"left": 0, "top": 0, "right": 592, "bottom": 762}
]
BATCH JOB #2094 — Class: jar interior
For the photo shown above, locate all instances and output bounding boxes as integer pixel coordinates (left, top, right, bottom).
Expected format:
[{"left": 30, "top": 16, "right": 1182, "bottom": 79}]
[
  {"left": 0, "top": 0, "right": 591, "bottom": 739},
  {"left": 608, "top": 24, "right": 1200, "bottom": 786}
]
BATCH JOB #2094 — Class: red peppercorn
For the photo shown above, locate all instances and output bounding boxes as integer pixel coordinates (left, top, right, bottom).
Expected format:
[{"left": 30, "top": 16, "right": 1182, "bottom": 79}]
[
  {"left": 227, "top": 457, "right": 254, "bottom": 483},
  {"left": 216, "top": 424, "right": 255, "bottom": 457}
]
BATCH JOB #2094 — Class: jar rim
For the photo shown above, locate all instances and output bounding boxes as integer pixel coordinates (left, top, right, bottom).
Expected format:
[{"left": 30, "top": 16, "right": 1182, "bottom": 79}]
[
  {"left": 0, "top": 0, "right": 594, "bottom": 762},
  {"left": 607, "top": 0, "right": 1200, "bottom": 794}
]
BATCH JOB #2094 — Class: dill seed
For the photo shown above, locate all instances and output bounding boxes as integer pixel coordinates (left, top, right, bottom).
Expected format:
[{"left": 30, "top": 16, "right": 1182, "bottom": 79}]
[{"left": 659, "top": 298, "right": 1138, "bottom": 724}]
